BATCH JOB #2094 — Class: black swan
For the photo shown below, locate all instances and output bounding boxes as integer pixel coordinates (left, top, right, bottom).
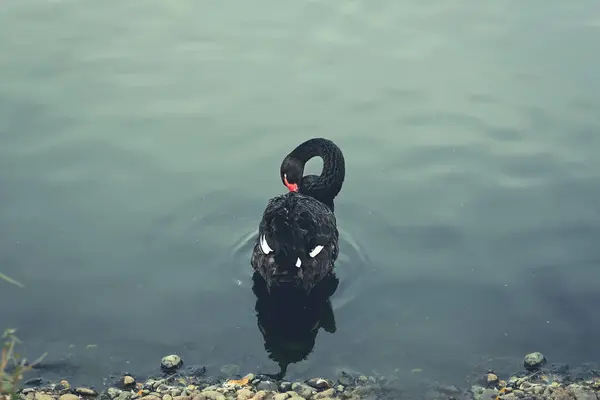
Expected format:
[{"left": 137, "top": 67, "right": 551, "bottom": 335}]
[{"left": 250, "top": 138, "right": 345, "bottom": 292}]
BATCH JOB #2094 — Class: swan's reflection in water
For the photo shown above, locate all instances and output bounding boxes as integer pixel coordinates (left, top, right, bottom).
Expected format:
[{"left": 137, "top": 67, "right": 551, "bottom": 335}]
[{"left": 251, "top": 271, "right": 339, "bottom": 380}]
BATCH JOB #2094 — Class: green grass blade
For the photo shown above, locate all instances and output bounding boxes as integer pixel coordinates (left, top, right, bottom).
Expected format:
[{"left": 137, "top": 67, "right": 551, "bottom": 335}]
[{"left": 0, "top": 272, "right": 24, "bottom": 288}]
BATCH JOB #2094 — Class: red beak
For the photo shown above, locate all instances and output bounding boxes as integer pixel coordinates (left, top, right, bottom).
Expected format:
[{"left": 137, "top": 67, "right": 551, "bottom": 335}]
[{"left": 284, "top": 176, "right": 299, "bottom": 192}]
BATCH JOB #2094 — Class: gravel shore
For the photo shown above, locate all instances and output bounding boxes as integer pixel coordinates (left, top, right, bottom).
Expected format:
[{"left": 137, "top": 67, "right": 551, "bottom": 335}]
[{"left": 7, "top": 352, "right": 600, "bottom": 400}]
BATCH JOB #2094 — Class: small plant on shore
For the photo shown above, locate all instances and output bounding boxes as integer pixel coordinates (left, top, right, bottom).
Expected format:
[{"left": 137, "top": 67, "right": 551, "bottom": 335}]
[{"left": 1, "top": 274, "right": 46, "bottom": 400}]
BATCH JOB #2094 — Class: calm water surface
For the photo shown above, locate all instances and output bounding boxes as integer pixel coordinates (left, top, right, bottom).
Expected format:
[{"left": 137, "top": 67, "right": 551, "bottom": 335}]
[{"left": 1, "top": 0, "right": 600, "bottom": 388}]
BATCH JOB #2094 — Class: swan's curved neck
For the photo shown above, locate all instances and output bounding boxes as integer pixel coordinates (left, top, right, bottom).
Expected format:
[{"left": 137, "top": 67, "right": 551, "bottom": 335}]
[{"left": 282, "top": 138, "right": 345, "bottom": 208}]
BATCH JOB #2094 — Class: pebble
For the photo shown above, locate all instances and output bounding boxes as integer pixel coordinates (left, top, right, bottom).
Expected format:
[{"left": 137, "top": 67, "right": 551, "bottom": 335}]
[
  {"left": 161, "top": 355, "right": 183, "bottom": 371},
  {"left": 255, "top": 381, "right": 278, "bottom": 392},
  {"left": 306, "top": 378, "right": 330, "bottom": 390},
  {"left": 120, "top": 375, "right": 136, "bottom": 388},
  {"left": 485, "top": 373, "right": 499, "bottom": 387},
  {"left": 235, "top": 388, "right": 254, "bottom": 400},
  {"left": 75, "top": 388, "right": 98, "bottom": 397},
  {"left": 58, "top": 395, "right": 79, "bottom": 400},
  {"left": 291, "top": 383, "right": 314, "bottom": 399},
  {"left": 569, "top": 384, "right": 598, "bottom": 400},
  {"left": 118, "top": 392, "right": 133, "bottom": 400},
  {"left": 140, "top": 396, "right": 161, "bottom": 400},
  {"left": 34, "top": 394, "right": 54, "bottom": 400},
  {"left": 313, "top": 388, "right": 335, "bottom": 399},
  {"left": 192, "top": 391, "right": 225, "bottom": 400},
  {"left": 524, "top": 352, "right": 547, "bottom": 371},
  {"left": 249, "top": 391, "right": 269, "bottom": 400},
  {"left": 107, "top": 388, "right": 122, "bottom": 399}
]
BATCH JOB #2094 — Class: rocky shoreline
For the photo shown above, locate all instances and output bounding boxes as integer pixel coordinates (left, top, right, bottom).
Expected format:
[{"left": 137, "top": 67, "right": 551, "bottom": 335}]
[{"left": 6, "top": 352, "right": 600, "bottom": 400}]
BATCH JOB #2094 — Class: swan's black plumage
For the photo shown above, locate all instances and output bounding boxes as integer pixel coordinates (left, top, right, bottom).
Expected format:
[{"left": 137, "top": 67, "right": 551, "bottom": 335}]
[{"left": 251, "top": 138, "right": 345, "bottom": 292}]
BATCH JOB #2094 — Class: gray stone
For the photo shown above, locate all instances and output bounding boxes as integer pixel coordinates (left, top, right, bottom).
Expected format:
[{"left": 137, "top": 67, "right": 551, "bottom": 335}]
[
  {"left": 523, "top": 352, "right": 547, "bottom": 371},
  {"left": 569, "top": 384, "right": 599, "bottom": 400},
  {"left": 118, "top": 392, "right": 132, "bottom": 400},
  {"left": 193, "top": 391, "right": 225, "bottom": 400},
  {"left": 479, "top": 388, "right": 499, "bottom": 400},
  {"left": 307, "top": 378, "right": 330, "bottom": 390},
  {"left": 291, "top": 383, "right": 314, "bottom": 399},
  {"left": 107, "top": 388, "right": 122, "bottom": 399},
  {"left": 235, "top": 389, "right": 254, "bottom": 400},
  {"left": 484, "top": 373, "right": 499, "bottom": 387},
  {"left": 256, "top": 381, "right": 278, "bottom": 392},
  {"left": 313, "top": 388, "right": 336, "bottom": 399},
  {"left": 161, "top": 355, "right": 183, "bottom": 371},
  {"left": 76, "top": 388, "right": 99, "bottom": 397}
]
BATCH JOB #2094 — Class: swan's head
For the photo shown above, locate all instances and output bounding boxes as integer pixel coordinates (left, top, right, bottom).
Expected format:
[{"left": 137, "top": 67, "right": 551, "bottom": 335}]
[
  {"left": 251, "top": 192, "right": 339, "bottom": 292},
  {"left": 280, "top": 156, "right": 303, "bottom": 193}
]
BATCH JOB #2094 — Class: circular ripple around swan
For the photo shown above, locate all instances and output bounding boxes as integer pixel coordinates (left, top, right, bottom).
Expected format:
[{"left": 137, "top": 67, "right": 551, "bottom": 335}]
[
  {"left": 146, "top": 189, "right": 383, "bottom": 312},
  {"left": 225, "top": 211, "right": 375, "bottom": 312}
]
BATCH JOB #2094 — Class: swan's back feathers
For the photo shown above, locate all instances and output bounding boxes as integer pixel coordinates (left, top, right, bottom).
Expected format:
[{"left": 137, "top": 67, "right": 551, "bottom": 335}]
[
  {"left": 252, "top": 191, "right": 340, "bottom": 291},
  {"left": 261, "top": 192, "right": 337, "bottom": 252}
]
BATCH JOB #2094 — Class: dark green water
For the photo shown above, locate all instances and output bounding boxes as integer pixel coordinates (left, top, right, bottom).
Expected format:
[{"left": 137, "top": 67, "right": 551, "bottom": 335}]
[{"left": 1, "top": 0, "right": 600, "bottom": 389}]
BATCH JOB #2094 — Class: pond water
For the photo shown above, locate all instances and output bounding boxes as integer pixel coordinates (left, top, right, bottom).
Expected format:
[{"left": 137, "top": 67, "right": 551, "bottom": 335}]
[{"left": 1, "top": 0, "right": 600, "bottom": 389}]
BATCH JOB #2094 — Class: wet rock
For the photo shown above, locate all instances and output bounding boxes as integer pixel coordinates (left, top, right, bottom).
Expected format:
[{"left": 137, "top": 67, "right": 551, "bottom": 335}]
[
  {"left": 157, "top": 385, "right": 171, "bottom": 394},
  {"left": 235, "top": 388, "right": 254, "bottom": 400},
  {"left": 478, "top": 388, "right": 498, "bottom": 400},
  {"left": 118, "top": 376, "right": 136, "bottom": 389},
  {"left": 552, "top": 387, "right": 578, "bottom": 400},
  {"left": 161, "top": 355, "right": 183, "bottom": 371},
  {"left": 76, "top": 388, "right": 99, "bottom": 397},
  {"left": 255, "top": 381, "right": 277, "bottom": 392},
  {"left": 291, "top": 383, "right": 314, "bottom": 399},
  {"left": 34, "top": 395, "right": 54, "bottom": 400},
  {"left": 107, "top": 388, "right": 122, "bottom": 399},
  {"left": 272, "top": 394, "right": 289, "bottom": 400},
  {"left": 163, "top": 395, "right": 173, "bottom": 400},
  {"left": 307, "top": 378, "right": 330, "bottom": 390},
  {"left": 140, "top": 396, "right": 161, "bottom": 400},
  {"left": 313, "top": 388, "right": 335, "bottom": 399},
  {"left": 58, "top": 395, "right": 79, "bottom": 400},
  {"left": 524, "top": 352, "right": 547, "bottom": 371},
  {"left": 349, "top": 385, "right": 380, "bottom": 398},
  {"left": 337, "top": 372, "right": 354, "bottom": 387},
  {"left": 117, "top": 392, "right": 132, "bottom": 400},
  {"left": 192, "top": 391, "right": 225, "bottom": 400},
  {"left": 485, "top": 373, "right": 499, "bottom": 388},
  {"left": 249, "top": 391, "right": 270, "bottom": 400},
  {"left": 569, "top": 384, "right": 598, "bottom": 400},
  {"left": 279, "top": 382, "right": 293, "bottom": 392}
]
